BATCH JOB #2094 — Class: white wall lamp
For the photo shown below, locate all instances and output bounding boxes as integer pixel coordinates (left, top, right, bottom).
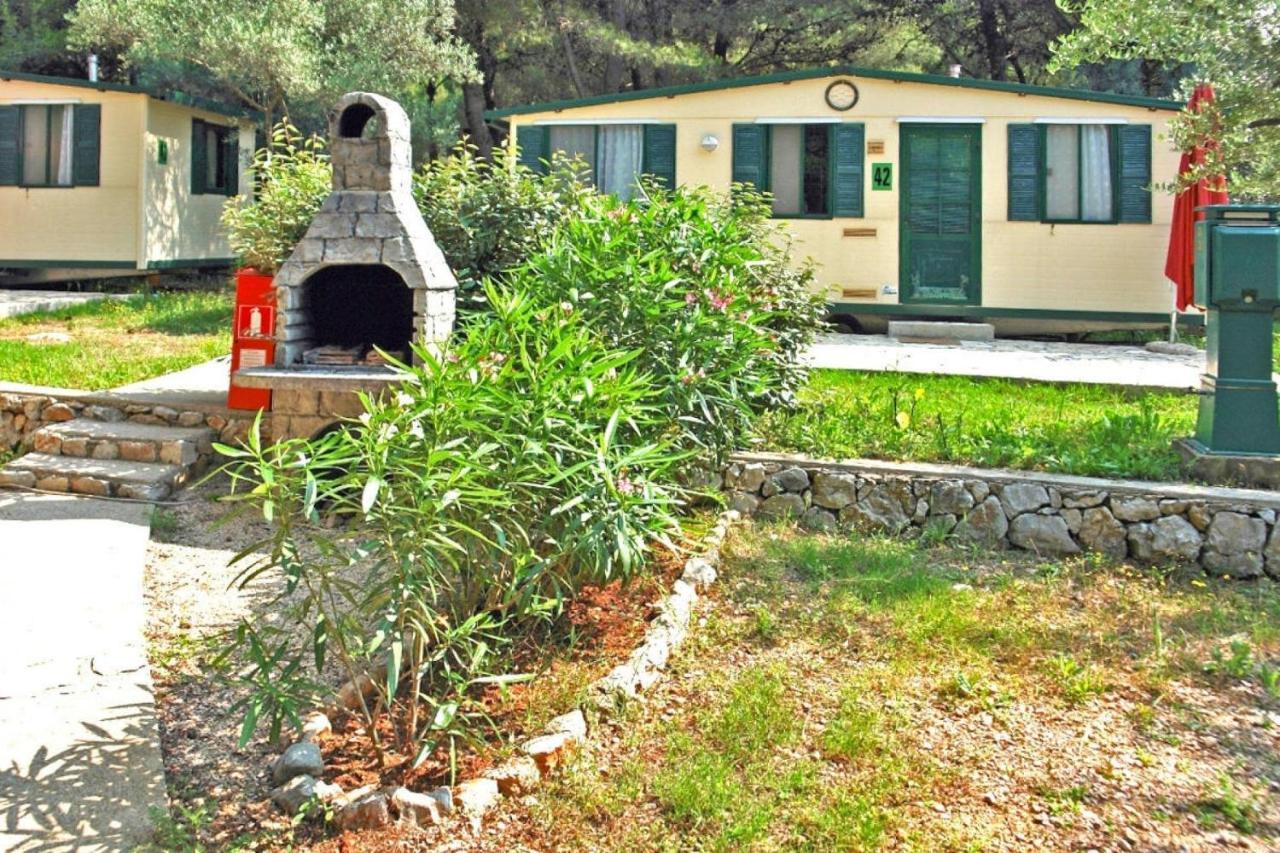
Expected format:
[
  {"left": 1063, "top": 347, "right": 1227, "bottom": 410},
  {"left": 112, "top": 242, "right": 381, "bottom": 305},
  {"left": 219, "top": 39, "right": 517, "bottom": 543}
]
[{"left": 700, "top": 133, "right": 720, "bottom": 152}]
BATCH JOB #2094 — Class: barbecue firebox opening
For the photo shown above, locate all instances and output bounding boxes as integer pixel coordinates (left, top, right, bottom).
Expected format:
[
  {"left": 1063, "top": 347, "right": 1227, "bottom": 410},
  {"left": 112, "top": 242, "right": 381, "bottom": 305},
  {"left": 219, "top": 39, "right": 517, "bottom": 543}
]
[
  {"left": 301, "top": 264, "right": 413, "bottom": 365},
  {"left": 338, "top": 103, "right": 377, "bottom": 138}
]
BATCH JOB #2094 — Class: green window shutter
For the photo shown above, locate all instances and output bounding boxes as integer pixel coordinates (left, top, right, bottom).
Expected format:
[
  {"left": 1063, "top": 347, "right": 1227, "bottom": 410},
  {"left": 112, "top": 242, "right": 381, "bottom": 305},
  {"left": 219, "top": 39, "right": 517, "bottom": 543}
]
[
  {"left": 191, "top": 119, "right": 207, "bottom": 194},
  {"left": 223, "top": 130, "right": 239, "bottom": 195},
  {"left": 731, "top": 123, "right": 768, "bottom": 189},
  {"left": 1007, "top": 123, "right": 1041, "bottom": 221},
  {"left": 72, "top": 104, "right": 101, "bottom": 186},
  {"left": 0, "top": 106, "right": 19, "bottom": 186},
  {"left": 642, "top": 124, "right": 676, "bottom": 188},
  {"left": 516, "top": 125, "right": 549, "bottom": 174},
  {"left": 1116, "top": 124, "right": 1152, "bottom": 223},
  {"left": 831, "top": 122, "right": 865, "bottom": 217}
]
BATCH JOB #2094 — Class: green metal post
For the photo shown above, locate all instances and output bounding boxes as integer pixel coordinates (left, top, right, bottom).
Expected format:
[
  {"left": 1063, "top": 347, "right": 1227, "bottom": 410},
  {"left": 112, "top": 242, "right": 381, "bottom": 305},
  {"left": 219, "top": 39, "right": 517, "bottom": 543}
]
[
  {"left": 1197, "top": 307, "right": 1280, "bottom": 453},
  {"left": 1193, "top": 204, "right": 1280, "bottom": 455}
]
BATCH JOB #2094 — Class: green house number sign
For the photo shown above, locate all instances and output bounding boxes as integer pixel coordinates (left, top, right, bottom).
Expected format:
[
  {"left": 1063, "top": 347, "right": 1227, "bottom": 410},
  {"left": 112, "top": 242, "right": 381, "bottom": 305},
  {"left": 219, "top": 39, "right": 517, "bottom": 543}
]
[{"left": 871, "top": 162, "right": 893, "bottom": 191}]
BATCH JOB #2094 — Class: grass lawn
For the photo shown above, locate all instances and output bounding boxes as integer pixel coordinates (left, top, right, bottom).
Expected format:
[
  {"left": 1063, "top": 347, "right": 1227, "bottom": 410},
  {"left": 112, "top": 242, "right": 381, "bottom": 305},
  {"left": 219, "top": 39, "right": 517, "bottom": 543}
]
[
  {"left": 528, "top": 525, "right": 1280, "bottom": 850},
  {"left": 0, "top": 290, "right": 232, "bottom": 391},
  {"left": 755, "top": 369, "right": 1197, "bottom": 481}
]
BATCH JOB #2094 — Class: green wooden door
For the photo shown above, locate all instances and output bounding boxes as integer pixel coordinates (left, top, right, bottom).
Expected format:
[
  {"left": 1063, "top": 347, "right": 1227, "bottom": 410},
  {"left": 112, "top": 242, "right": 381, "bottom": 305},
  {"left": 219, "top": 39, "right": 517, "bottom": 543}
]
[{"left": 899, "top": 124, "right": 982, "bottom": 304}]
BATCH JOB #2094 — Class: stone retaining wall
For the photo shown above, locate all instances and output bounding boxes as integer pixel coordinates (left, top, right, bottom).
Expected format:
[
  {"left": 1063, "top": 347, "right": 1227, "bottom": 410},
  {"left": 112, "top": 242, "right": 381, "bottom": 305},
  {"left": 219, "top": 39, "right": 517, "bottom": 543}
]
[
  {"left": 721, "top": 452, "right": 1280, "bottom": 580},
  {"left": 1, "top": 391, "right": 253, "bottom": 453}
]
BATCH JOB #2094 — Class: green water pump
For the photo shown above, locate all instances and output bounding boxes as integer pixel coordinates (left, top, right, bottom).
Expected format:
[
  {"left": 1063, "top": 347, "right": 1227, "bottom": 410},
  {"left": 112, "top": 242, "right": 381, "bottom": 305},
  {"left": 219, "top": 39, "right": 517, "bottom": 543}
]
[{"left": 1193, "top": 204, "right": 1280, "bottom": 454}]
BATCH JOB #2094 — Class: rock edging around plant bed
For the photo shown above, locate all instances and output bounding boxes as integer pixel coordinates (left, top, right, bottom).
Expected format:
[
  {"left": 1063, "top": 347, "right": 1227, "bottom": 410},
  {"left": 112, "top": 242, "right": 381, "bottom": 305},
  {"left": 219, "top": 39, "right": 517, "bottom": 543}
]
[
  {"left": 721, "top": 452, "right": 1280, "bottom": 580},
  {"left": 265, "top": 510, "right": 739, "bottom": 834}
]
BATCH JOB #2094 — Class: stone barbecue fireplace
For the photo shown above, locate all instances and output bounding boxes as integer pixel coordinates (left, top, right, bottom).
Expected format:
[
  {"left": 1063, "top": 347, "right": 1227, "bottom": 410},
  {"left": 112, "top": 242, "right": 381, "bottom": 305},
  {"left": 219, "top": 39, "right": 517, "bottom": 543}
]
[
  {"left": 274, "top": 91, "right": 457, "bottom": 367},
  {"left": 235, "top": 92, "right": 458, "bottom": 439}
]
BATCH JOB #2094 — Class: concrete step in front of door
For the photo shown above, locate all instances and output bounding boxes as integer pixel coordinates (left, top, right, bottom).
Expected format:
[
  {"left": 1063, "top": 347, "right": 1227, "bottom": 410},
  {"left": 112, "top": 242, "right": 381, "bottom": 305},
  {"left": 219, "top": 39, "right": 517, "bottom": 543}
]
[
  {"left": 27, "top": 418, "right": 215, "bottom": 467},
  {"left": 888, "top": 320, "right": 995, "bottom": 343},
  {"left": 0, "top": 453, "right": 189, "bottom": 500}
]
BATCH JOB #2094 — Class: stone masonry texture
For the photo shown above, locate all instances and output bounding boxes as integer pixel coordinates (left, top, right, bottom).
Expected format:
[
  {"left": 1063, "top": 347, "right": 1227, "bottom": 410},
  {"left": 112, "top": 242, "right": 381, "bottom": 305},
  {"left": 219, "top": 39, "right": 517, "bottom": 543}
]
[{"left": 721, "top": 452, "right": 1280, "bottom": 581}]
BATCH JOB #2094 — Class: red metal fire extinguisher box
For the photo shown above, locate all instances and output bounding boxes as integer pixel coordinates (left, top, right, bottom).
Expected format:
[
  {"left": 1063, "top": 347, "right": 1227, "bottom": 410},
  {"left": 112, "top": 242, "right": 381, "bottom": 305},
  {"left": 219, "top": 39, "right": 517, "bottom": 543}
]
[{"left": 228, "top": 269, "right": 276, "bottom": 411}]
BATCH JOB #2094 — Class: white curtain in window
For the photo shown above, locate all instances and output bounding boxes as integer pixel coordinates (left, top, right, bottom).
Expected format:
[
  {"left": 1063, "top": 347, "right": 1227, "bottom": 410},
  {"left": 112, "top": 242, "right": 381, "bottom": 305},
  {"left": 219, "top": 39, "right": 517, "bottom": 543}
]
[
  {"left": 1080, "top": 124, "right": 1113, "bottom": 221},
  {"left": 768, "top": 124, "right": 802, "bottom": 215},
  {"left": 55, "top": 106, "right": 74, "bottom": 186},
  {"left": 596, "top": 125, "right": 643, "bottom": 199},
  {"left": 1044, "top": 125, "right": 1079, "bottom": 220},
  {"left": 21, "top": 105, "right": 48, "bottom": 185}
]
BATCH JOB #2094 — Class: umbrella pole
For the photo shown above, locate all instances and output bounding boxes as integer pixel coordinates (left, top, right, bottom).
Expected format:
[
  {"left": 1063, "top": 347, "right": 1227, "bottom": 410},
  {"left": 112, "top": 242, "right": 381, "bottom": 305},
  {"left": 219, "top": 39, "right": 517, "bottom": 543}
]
[{"left": 1170, "top": 288, "right": 1178, "bottom": 343}]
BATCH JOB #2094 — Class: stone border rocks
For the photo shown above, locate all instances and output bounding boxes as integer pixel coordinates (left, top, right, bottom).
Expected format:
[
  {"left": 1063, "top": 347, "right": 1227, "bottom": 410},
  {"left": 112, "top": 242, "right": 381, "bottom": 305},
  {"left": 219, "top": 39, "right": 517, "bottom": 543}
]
[
  {"left": 721, "top": 452, "right": 1280, "bottom": 580},
  {"left": 1, "top": 390, "right": 252, "bottom": 454},
  {"left": 265, "top": 510, "right": 738, "bottom": 834}
]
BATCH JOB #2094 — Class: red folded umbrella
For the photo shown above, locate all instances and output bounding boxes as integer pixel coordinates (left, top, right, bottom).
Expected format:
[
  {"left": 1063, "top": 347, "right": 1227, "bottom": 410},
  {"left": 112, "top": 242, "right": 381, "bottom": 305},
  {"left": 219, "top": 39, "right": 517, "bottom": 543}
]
[{"left": 1165, "top": 83, "right": 1229, "bottom": 311}]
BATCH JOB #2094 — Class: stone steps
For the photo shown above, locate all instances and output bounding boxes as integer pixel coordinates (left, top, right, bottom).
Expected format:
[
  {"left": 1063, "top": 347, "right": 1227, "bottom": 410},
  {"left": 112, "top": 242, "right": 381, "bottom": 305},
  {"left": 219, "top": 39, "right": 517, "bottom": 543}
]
[
  {"left": 30, "top": 418, "right": 215, "bottom": 466},
  {"left": 0, "top": 417, "right": 218, "bottom": 500},
  {"left": 0, "top": 453, "right": 189, "bottom": 500},
  {"left": 888, "top": 320, "right": 995, "bottom": 343}
]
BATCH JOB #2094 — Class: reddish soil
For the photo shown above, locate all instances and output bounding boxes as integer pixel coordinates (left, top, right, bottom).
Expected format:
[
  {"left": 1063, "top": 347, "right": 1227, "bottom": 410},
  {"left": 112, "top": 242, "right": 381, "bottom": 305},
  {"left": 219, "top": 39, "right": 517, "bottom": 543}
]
[{"left": 310, "top": 544, "right": 685, "bottom": 804}]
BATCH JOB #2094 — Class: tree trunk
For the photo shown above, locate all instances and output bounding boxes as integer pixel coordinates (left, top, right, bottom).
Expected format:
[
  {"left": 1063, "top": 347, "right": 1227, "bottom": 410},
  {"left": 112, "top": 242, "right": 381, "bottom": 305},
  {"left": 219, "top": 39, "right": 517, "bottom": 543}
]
[
  {"left": 1140, "top": 59, "right": 1164, "bottom": 97},
  {"left": 601, "top": 0, "right": 628, "bottom": 92},
  {"left": 560, "top": 24, "right": 587, "bottom": 96},
  {"left": 461, "top": 82, "right": 493, "bottom": 160},
  {"left": 455, "top": 5, "right": 499, "bottom": 158},
  {"left": 976, "top": 0, "right": 1009, "bottom": 81}
]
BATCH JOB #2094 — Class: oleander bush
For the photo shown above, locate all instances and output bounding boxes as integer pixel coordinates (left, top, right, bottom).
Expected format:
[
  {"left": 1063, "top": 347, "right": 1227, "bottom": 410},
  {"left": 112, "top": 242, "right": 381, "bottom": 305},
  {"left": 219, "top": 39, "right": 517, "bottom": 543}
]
[
  {"left": 508, "top": 182, "right": 825, "bottom": 462},
  {"left": 218, "top": 165, "right": 822, "bottom": 771},
  {"left": 220, "top": 286, "right": 684, "bottom": 763}
]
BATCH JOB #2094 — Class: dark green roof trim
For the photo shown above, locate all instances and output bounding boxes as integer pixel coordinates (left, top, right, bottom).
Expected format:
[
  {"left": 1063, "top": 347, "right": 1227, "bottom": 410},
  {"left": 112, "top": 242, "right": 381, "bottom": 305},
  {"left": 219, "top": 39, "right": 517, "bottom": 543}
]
[
  {"left": 0, "top": 69, "right": 255, "bottom": 121},
  {"left": 485, "top": 64, "right": 1181, "bottom": 119}
]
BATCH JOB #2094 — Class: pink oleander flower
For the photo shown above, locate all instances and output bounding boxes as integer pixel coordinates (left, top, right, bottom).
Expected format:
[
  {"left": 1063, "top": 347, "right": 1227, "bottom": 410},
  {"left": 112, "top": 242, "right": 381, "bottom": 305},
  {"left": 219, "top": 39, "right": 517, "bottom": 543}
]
[{"left": 685, "top": 291, "right": 698, "bottom": 306}]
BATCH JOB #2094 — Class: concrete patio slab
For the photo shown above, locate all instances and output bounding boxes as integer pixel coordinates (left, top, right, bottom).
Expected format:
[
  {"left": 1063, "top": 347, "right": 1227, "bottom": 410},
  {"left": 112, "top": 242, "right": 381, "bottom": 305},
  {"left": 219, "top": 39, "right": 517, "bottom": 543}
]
[
  {"left": 0, "top": 493, "right": 166, "bottom": 851},
  {"left": 804, "top": 333, "right": 1213, "bottom": 391},
  {"left": 110, "top": 356, "right": 232, "bottom": 409}
]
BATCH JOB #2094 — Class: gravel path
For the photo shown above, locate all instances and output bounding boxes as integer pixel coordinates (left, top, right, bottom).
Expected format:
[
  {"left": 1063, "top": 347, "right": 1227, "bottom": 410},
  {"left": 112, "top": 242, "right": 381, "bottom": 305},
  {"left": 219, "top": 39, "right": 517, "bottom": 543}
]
[{"left": 143, "top": 477, "right": 296, "bottom": 847}]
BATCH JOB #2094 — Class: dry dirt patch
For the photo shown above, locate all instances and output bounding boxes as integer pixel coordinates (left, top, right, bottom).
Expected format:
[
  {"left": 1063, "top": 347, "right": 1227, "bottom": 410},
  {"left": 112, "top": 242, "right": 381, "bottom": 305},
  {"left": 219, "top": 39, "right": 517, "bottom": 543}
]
[{"left": 141, "top": 477, "right": 693, "bottom": 849}]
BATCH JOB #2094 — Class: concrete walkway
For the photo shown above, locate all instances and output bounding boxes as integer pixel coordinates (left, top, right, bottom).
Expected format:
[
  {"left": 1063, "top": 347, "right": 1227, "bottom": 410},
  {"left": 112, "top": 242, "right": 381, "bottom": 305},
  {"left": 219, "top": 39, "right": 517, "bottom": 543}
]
[
  {"left": 111, "top": 355, "right": 233, "bottom": 409},
  {"left": 0, "top": 291, "right": 123, "bottom": 321},
  {"left": 0, "top": 493, "right": 166, "bottom": 851},
  {"left": 804, "top": 333, "right": 1209, "bottom": 391}
]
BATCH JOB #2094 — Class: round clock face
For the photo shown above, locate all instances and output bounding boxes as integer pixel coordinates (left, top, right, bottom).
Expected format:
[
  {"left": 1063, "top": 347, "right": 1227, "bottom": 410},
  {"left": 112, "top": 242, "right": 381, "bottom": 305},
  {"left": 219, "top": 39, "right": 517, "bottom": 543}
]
[{"left": 825, "top": 79, "right": 859, "bottom": 111}]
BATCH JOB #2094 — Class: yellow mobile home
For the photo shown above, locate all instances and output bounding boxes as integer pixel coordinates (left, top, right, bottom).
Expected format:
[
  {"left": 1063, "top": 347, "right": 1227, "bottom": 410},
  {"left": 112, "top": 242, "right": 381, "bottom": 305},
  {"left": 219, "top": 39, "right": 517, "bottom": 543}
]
[
  {"left": 489, "top": 65, "right": 1186, "bottom": 334},
  {"left": 0, "top": 71, "right": 255, "bottom": 282}
]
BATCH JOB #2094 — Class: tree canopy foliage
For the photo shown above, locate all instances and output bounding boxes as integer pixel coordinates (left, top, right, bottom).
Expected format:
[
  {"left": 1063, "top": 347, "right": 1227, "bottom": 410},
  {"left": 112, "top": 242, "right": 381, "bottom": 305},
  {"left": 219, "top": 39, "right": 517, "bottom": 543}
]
[
  {"left": 0, "top": 0, "right": 1212, "bottom": 167},
  {"left": 1054, "top": 0, "right": 1280, "bottom": 199},
  {"left": 65, "top": 0, "right": 475, "bottom": 127}
]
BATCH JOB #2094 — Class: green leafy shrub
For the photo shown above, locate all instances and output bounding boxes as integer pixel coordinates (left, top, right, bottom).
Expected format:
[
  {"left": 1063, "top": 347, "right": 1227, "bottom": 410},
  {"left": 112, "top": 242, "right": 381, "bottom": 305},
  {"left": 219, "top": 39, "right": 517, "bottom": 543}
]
[
  {"left": 508, "top": 183, "right": 824, "bottom": 462},
  {"left": 219, "top": 285, "right": 683, "bottom": 764},
  {"left": 221, "top": 123, "right": 331, "bottom": 274},
  {"left": 412, "top": 144, "right": 591, "bottom": 315},
  {"left": 222, "top": 134, "right": 587, "bottom": 293},
  {"left": 216, "top": 171, "right": 823, "bottom": 771}
]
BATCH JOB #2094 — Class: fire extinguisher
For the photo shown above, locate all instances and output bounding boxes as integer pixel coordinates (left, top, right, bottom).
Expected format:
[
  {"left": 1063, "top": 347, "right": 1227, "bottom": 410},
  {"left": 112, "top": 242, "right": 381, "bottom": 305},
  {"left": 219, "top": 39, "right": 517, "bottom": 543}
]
[{"left": 228, "top": 269, "right": 276, "bottom": 411}]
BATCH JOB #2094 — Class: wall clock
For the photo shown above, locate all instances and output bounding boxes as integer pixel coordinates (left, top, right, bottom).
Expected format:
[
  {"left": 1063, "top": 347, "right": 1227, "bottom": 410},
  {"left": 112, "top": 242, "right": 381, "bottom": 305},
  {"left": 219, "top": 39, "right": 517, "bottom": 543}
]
[{"left": 825, "top": 79, "right": 859, "bottom": 111}]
